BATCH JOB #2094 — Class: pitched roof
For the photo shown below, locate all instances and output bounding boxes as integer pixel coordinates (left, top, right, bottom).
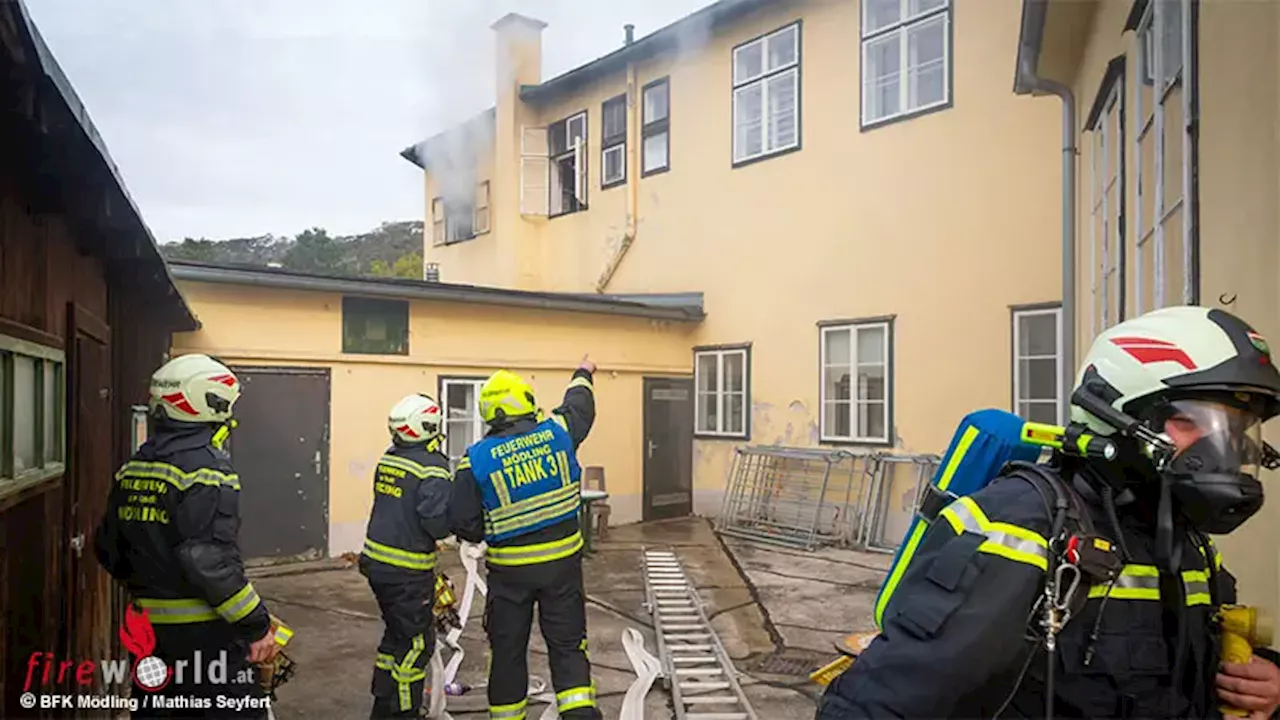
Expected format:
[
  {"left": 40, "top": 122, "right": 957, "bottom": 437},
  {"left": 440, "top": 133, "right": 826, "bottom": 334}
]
[{"left": 167, "top": 260, "right": 706, "bottom": 322}]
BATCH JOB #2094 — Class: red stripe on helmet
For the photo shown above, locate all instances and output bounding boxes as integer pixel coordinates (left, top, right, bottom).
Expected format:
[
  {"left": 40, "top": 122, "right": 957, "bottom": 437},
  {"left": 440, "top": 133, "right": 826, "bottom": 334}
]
[
  {"left": 207, "top": 374, "right": 238, "bottom": 387},
  {"left": 1109, "top": 337, "right": 1197, "bottom": 370},
  {"left": 397, "top": 424, "right": 420, "bottom": 438},
  {"left": 161, "top": 392, "right": 200, "bottom": 416}
]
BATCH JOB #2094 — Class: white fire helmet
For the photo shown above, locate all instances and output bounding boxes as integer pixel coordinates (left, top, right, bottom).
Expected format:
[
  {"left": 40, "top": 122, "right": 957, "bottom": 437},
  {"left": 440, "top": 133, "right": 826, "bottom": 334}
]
[
  {"left": 149, "top": 354, "right": 241, "bottom": 424},
  {"left": 1070, "top": 305, "right": 1280, "bottom": 436},
  {"left": 388, "top": 394, "right": 443, "bottom": 444}
]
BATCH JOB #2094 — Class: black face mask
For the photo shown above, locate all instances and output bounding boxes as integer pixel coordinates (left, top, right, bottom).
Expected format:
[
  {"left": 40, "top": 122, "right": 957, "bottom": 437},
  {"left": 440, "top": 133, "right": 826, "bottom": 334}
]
[{"left": 1164, "top": 433, "right": 1264, "bottom": 534}]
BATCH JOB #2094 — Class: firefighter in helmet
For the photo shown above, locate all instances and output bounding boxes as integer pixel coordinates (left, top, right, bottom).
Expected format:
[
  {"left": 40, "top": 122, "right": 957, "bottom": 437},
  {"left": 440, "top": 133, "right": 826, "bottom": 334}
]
[
  {"left": 360, "top": 393, "right": 454, "bottom": 719},
  {"left": 94, "top": 354, "right": 278, "bottom": 718},
  {"left": 816, "top": 306, "right": 1280, "bottom": 719},
  {"left": 449, "top": 356, "right": 600, "bottom": 720}
]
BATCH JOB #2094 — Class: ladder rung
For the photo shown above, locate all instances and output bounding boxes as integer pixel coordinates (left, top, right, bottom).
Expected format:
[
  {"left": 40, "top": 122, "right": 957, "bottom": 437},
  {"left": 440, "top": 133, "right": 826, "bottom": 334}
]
[
  {"left": 683, "top": 696, "right": 742, "bottom": 704},
  {"left": 672, "top": 655, "right": 718, "bottom": 663},
  {"left": 676, "top": 668, "right": 724, "bottom": 675},
  {"left": 669, "top": 644, "right": 714, "bottom": 652},
  {"left": 685, "top": 714, "right": 749, "bottom": 720},
  {"left": 680, "top": 682, "right": 731, "bottom": 693},
  {"left": 665, "top": 633, "right": 711, "bottom": 640}
]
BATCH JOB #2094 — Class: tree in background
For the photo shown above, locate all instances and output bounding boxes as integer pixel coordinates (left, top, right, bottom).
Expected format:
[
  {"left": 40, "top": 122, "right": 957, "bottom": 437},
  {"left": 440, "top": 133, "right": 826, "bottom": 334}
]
[{"left": 369, "top": 252, "right": 424, "bottom": 279}]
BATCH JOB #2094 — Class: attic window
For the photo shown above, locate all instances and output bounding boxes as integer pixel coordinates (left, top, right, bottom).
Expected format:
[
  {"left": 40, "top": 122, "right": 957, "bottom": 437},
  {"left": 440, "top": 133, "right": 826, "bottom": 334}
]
[{"left": 601, "top": 95, "right": 626, "bottom": 188}]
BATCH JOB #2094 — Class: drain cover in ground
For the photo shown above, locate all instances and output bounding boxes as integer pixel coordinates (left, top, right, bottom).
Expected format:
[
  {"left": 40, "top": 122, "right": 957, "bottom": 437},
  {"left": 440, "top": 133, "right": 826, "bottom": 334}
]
[{"left": 752, "top": 653, "right": 827, "bottom": 677}]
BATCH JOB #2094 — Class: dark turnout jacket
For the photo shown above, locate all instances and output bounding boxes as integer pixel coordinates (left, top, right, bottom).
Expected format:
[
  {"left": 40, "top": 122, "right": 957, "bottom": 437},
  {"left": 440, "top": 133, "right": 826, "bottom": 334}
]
[
  {"left": 361, "top": 437, "right": 453, "bottom": 575},
  {"left": 94, "top": 419, "right": 271, "bottom": 642},
  {"left": 817, "top": 461, "right": 1269, "bottom": 720}
]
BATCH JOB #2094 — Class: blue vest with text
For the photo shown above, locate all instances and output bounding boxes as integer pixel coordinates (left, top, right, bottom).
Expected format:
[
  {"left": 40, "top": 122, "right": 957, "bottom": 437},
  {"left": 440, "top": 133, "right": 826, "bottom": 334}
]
[{"left": 467, "top": 417, "right": 583, "bottom": 543}]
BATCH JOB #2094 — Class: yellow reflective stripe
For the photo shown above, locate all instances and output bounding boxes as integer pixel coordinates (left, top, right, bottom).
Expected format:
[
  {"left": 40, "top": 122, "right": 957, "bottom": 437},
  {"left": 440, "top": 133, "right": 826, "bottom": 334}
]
[
  {"left": 939, "top": 495, "right": 1049, "bottom": 571},
  {"left": 556, "top": 683, "right": 596, "bottom": 712},
  {"left": 488, "top": 483, "right": 580, "bottom": 522},
  {"left": 486, "top": 532, "right": 584, "bottom": 567},
  {"left": 375, "top": 653, "right": 395, "bottom": 670},
  {"left": 1198, "top": 542, "right": 1224, "bottom": 571},
  {"left": 116, "top": 460, "right": 240, "bottom": 492},
  {"left": 135, "top": 598, "right": 219, "bottom": 624},
  {"left": 273, "top": 623, "right": 294, "bottom": 646},
  {"left": 361, "top": 538, "right": 436, "bottom": 571},
  {"left": 566, "top": 376, "right": 593, "bottom": 393},
  {"left": 490, "top": 698, "right": 528, "bottom": 719},
  {"left": 379, "top": 455, "right": 429, "bottom": 478},
  {"left": 491, "top": 470, "right": 513, "bottom": 507},
  {"left": 874, "top": 424, "right": 980, "bottom": 628},
  {"left": 551, "top": 413, "right": 569, "bottom": 432},
  {"left": 1086, "top": 564, "right": 1212, "bottom": 606},
  {"left": 422, "top": 466, "right": 452, "bottom": 481},
  {"left": 216, "top": 583, "right": 262, "bottom": 624},
  {"left": 458, "top": 455, "right": 472, "bottom": 471},
  {"left": 558, "top": 449, "right": 572, "bottom": 488},
  {"left": 489, "top": 494, "right": 580, "bottom": 535},
  {"left": 395, "top": 634, "right": 427, "bottom": 712}
]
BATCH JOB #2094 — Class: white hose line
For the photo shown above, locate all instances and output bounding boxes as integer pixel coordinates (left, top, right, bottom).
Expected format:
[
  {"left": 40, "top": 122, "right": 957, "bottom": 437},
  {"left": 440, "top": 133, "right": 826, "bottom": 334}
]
[
  {"left": 618, "top": 627, "right": 661, "bottom": 720},
  {"left": 428, "top": 541, "right": 555, "bottom": 719}
]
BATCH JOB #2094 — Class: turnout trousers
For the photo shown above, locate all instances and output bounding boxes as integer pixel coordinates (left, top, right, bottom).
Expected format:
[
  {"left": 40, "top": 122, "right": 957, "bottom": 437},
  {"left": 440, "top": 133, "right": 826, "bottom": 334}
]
[
  {"left": 136, "top": 622, "right": 267, "bottom": 719},
  {"left": 484, "top": 552, "right": 600, "bottom": 720},
  {"left": 361, "top": 559, "right": 436, "bottom": 719}
]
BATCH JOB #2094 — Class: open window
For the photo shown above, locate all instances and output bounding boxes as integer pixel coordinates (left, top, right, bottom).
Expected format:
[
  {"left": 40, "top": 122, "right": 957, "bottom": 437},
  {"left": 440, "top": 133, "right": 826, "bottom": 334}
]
[
  {"left": 520, "top": 125, "right": 549, "bottom": 216},
  {"left": 474, "top": 181, "right": 491, "bottom": 234},
  {"left": 548, "top": 112, "right": 588, "bottom": 216}
]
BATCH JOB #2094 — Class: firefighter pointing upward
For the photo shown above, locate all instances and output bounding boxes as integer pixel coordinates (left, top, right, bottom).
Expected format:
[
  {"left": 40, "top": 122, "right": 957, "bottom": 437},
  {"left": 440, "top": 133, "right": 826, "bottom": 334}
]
[
  {"left": 360, "top": 393, "right": 454, "bottom": 719},
  {"left": 94, "top": 354, "right": 276, "bottom": 718},
  {"left": 450, "top": 356, "right": 601, "bottom": 720}
]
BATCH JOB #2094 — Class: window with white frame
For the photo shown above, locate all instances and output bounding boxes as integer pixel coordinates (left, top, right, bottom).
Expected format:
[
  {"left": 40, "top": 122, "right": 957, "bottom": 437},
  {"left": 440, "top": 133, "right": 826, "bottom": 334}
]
[
  {"left": 694, "top": 346, "right": 749, "bottom": 438},
  {"left": 1088, "top": 79, "right": 1123, "bottom": 335},
  {"left": 732, "top": 22, "right": 799, "bottom": 165},
  {"left": 1013, "top": 307, "right": 1063, "bottom": 425},
  {"left": 1133, "top": 0, "right": 1195, "bottom": 314},
  {"left": 642, "top": 78, "right": 670, "bottom": 175},
  {"left": 601, "top": 94, "right": 627, "bottom": 188},
  {"left": 441, "top": 378, "right": 486, "bottom": 467},
  {"left": 861, "top": 0, "right": 950, "bottom": 127},
  {"left": 431, "top": 194, "right": 476, "bottom": 245},
  {"left": 548, "top": 112, "right": 588, "bottom": 217},
  {"left": 0, "top": 335, "right": 66, "bottom": 490},
  {"left": 820, "top": 322, "right": 891, "bottom": 443}
]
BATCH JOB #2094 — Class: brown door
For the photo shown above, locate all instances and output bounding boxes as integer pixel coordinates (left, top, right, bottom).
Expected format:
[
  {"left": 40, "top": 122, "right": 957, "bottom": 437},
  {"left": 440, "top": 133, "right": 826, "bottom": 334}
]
[
  {"left": 642, "top": 377, "right": 694, "bottom": 521},
  {"left": 225, "top": 366, "right": 330, "bottom": 563},
  {"left": 63, "top": 304, "right": 113, "bottom": 698}
]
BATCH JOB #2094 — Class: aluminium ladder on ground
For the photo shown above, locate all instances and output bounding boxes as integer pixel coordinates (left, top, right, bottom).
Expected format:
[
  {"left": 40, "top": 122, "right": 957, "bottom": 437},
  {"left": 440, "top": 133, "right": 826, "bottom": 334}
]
[{"left": 641, "top": 547, "right": 759, "bottom": 720}]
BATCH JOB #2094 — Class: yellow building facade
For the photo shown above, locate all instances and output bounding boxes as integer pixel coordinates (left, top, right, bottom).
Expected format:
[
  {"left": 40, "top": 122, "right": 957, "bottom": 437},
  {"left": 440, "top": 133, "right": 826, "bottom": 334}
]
[{"left": 404, "top": 0, "right": 1065, "bottom": 521}]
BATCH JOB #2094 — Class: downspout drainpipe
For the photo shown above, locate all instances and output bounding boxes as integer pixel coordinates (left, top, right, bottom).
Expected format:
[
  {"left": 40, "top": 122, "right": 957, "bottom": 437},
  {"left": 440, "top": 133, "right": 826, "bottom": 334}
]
[
  {"left": 596, "top": 57, "right": 639, "bottom": 293},
  {"left": 1034, "top": 77, "right": 1077, "bottom": 402}
]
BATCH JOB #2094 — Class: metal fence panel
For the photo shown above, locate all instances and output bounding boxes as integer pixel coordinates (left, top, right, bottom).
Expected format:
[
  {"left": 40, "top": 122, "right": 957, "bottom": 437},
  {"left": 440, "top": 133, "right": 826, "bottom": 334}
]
[{"left": 716, "top": 445, "right": 939, "bottom": 553}]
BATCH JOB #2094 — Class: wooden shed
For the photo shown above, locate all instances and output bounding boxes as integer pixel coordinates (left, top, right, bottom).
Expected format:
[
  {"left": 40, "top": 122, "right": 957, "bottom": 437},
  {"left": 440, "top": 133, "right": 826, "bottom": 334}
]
[{"left": 0, "top": 1, "right": 198, "bottom": 714}]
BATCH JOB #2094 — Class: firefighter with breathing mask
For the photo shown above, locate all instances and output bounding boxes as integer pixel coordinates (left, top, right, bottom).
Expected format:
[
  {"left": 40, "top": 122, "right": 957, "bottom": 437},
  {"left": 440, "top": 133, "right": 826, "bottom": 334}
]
[
  {"left": 94, "top": 354, "right": 277, "bottom": 718},
  {"left": 449, "top": 356, "right": 600, "bottom": 720},
  {"left": 817, "top": 306, "right": 1280, "bottom": 719},
  {"left": 359, "top": 393, "right": 454, "bottom": 719}
]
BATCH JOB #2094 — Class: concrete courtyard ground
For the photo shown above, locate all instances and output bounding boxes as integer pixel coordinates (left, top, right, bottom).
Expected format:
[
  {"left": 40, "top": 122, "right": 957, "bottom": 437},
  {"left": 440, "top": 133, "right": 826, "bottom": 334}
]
[{"left": 251, "top": 518, "right": 891, "bottom": 719}]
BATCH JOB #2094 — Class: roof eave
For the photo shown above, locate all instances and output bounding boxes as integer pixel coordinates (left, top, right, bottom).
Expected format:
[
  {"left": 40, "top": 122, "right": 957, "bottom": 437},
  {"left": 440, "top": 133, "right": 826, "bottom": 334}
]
[
  {"left": 12, "top": 0, "right": 198, "bottom": 332},
  {"left": 167, "top": 263, "right": 705, "bottom": 323},
  {"left": 400, "top": 145, "right": 424, "bottom": 170}
]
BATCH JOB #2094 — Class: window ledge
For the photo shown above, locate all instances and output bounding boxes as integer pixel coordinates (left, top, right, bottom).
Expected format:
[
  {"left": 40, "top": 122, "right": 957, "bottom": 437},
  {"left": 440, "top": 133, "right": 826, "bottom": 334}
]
[
  {"left": 860, "top": 100, "right": 953, "bottom": 132},
  {"left": 732, "top": 143, "right": 801, "bottom": 169},
  {"left": 820, "top": 437, "right": 893, "bottom": 448},
  {"left": 0, "top": 466, "right": 65, "bottom": 514},
  {"left": 694, "top": 432, "right": 749, "bottom": 441}
]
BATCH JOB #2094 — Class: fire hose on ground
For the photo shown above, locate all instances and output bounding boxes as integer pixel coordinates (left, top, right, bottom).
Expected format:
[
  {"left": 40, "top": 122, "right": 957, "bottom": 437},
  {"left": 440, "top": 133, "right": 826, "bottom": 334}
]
[{"left": 426, "top": 541, "right": 662, "bottom": 720}]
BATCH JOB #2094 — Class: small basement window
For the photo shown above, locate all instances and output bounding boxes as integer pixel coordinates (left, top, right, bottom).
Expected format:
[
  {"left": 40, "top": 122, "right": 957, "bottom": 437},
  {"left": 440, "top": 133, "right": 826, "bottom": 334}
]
[{"left": 342, "top": 297, "right": 410, "bottom": 355}]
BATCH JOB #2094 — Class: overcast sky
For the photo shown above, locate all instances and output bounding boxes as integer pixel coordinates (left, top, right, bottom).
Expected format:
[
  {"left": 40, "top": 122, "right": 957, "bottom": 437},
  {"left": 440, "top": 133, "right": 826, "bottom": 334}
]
[{"left": 25, "top": 0, "right": 711, "bottom": 243}]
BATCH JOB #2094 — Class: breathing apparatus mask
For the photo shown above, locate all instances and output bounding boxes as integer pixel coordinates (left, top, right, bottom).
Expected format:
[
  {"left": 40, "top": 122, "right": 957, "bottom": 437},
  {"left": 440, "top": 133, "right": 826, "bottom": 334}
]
[{"left": 1139, "top": 396, "right": 1277, "bottom": 534}]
